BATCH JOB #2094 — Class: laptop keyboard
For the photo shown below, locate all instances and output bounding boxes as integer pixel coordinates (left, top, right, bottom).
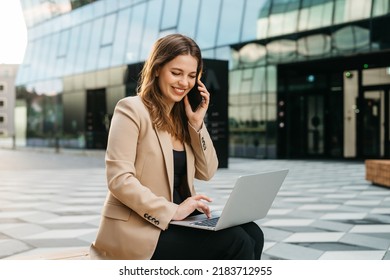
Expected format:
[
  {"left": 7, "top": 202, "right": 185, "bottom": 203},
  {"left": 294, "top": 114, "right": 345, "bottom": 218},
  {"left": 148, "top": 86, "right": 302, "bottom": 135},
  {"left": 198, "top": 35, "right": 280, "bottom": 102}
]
[{"left": 192, "top": 217, "right": 220, "bottom": 227}]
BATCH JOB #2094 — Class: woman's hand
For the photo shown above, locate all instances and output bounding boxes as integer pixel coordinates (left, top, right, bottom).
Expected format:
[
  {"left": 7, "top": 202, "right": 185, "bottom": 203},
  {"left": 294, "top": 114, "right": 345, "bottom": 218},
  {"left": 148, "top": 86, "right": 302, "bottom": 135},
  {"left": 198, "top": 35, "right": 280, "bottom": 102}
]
[
  {"left": 184, "top": 80, "right": 210, "bottom": 131},
  {"left": 172, "top": 194, "right": 213, "bottom": 221}
]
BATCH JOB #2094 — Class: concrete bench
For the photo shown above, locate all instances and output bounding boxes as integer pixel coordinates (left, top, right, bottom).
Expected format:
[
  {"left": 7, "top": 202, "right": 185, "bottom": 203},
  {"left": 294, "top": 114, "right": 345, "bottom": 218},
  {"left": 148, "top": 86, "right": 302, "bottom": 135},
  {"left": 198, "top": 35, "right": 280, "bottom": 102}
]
[{"left": 365, "top": 160, "right": 390, "bottom": 188}]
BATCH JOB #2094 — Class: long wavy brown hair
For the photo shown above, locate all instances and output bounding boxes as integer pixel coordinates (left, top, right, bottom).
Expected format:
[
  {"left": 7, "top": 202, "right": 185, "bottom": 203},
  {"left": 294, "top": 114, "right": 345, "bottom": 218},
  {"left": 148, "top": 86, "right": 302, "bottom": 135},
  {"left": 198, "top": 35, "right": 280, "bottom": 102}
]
[{"left": 138, "top": 34, "right": 203, "bottom": 144}]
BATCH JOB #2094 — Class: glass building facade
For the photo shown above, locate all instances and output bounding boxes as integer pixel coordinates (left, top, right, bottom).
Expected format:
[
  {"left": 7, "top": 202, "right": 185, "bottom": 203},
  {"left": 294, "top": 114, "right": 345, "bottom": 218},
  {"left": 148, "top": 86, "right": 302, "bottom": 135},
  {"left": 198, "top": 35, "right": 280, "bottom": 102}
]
[{"left": 16, "top": 0, "right": 390, "bottom": 159}]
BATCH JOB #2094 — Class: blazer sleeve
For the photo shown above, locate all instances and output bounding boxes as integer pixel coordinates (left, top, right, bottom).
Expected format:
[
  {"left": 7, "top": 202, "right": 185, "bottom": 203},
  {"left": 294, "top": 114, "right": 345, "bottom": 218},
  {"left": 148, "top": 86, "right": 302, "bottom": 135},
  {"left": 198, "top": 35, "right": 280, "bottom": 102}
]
[
  {"left": 105, "top": 98, "right": 178, "bottom": 230},
  {"left": 188, "top": 122, "right": 219, "bottom": 180}
]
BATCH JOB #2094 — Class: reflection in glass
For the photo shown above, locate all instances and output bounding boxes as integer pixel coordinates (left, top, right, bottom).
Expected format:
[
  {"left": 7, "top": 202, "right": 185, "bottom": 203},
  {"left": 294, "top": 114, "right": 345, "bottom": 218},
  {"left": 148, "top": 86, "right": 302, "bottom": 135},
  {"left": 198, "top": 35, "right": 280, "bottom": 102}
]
[
  {"left": 34, "top": 39, "right": 48, "bottom": 81},
  {"left": 242, "top": 0, "right": 268, "bottom": 41},
  {"left": 229, "top": 70, "right": 243, "bottom": 95},
  {"left": 125, "top": 4, "right": 147, "bottom": 64},
  {"left": 373, "top": 0, "right": 389, "bottom": 16},
  {"left": 98, "top": 46, "right": 112, "bottom": 69},
  {"left": 85, "top": 18, "right": 103, "bottom": 72},
  {"left": 64, "top": 26, "right": 81, "bottom": 76},
  {"left": 196, "top": 0, "right": 220, "bottom": 49},
  {"left": 161, "top": 0, "right": 180, "bottom": 30},
  {"left": 47, "top": 33, "right": 60, "bottom": 79},
  {"left": 266, "top": 39, "right": 296, "bottom": 62},
  {"left": 297, "top": 34, "right": 331, "bottom": 57},
  {"left": 58, "top": 29, "right": 70, "bottom": 57},
  {"left": 332, "top": 25, "right": 370, "bottom": 51},
  {"left": 268, "top": 6, "right": 299, "bottom": 37},
  {"left": 74, "top": 22, "right": 92, "bottom": 74},
  {"left": 252, "top": 67, "right": 267, "bottom": 94},
  {"left": 298, "top": 1, "right": 333, "bottom": 31},
  {"left": 177, "top": 0, "right": 200, "bottom": 38},
  {"left": 334, "top": 0, "right": 372, "bottom": 24},
  {"left": 101, "top": 13, "right": 117, "bottom": 46},
  {"left": 111, "top": 8, "right": 131, "bottom": 67},
  {"left": 238, "top": 43, "right": 266, "bottom": 66},
  {"left": 217, "top": 0, "right": 245, "bottom": 45},
  {"left": 139, "top": 0, "right": 163, "bottom": 61}
]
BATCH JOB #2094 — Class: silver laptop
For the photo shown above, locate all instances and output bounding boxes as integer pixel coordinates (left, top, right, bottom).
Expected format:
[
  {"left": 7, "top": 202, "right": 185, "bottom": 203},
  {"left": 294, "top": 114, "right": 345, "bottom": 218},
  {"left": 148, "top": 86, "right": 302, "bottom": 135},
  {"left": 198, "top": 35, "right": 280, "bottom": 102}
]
[{"left": 170, "top": 169, "right": 289, "bottom": 231}]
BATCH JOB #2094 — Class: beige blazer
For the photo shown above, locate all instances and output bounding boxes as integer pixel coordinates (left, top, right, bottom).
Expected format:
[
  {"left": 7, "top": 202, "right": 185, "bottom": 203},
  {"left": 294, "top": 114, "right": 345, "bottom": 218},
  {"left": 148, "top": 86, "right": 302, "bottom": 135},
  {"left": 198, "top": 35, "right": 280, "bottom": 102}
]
[{"left": 90, "top": 96, "right": 218, "bottom": 259}]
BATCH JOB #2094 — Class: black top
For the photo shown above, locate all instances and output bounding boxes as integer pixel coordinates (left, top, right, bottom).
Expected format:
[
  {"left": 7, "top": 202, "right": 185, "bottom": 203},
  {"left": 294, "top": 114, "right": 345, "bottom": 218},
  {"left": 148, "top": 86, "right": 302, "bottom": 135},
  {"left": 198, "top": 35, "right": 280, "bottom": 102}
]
[{"left": 173, "top": 150, "right": 189, "bottom": 204}]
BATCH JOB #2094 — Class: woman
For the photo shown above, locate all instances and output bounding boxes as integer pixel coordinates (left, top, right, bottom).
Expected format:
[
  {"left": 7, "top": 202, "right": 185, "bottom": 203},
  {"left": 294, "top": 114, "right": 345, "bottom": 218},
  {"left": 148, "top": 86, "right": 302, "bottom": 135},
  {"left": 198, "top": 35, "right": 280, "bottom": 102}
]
[{"left": 90, "top": 34, "right": 264, "bottom": 260}]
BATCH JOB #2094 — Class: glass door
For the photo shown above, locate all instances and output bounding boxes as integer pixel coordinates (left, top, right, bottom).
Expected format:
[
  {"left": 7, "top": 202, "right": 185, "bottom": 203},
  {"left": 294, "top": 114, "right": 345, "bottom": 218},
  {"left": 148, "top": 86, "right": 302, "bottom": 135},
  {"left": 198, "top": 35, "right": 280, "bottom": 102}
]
[{"left": 360, "top": 89, "right": 389, "bottom": 158}]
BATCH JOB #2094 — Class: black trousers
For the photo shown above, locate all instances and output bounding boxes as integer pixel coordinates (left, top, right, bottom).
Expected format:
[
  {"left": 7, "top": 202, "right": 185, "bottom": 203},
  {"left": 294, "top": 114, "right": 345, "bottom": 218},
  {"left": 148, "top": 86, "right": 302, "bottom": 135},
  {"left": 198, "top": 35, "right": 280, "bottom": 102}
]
[{"left": 151, "top": 222, "right": 264, "bottom": 260}]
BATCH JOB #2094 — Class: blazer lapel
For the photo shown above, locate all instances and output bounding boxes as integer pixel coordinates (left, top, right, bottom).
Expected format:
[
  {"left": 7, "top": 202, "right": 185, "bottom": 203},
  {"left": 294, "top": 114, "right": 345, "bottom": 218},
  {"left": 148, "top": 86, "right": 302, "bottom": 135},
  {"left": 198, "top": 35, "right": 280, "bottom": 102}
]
[{"left": 155, "top": 128, "right": 174, "bottom": 200}]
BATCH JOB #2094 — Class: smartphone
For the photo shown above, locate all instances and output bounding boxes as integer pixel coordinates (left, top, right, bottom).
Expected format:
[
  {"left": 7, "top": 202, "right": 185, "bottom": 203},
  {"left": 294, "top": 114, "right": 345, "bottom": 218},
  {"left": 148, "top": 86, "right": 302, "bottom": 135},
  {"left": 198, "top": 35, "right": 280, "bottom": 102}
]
[{"left": 187, "top": 83, "right": 203, "bottom": 112}]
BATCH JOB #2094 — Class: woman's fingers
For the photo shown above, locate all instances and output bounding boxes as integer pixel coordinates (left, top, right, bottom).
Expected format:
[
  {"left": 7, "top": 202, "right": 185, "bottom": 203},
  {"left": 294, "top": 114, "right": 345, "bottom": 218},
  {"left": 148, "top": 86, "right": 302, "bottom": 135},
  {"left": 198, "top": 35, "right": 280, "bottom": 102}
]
[{"left": 172, "top": 194, "right": 213, "bottom": 221}]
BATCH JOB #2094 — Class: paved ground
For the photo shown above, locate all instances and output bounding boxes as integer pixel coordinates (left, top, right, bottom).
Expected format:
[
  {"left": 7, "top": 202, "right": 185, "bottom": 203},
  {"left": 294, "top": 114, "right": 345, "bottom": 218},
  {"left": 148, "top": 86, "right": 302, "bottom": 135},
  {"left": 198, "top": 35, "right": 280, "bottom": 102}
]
[{"left": 1, "top": 148, "right": 389, "bottom": 260}]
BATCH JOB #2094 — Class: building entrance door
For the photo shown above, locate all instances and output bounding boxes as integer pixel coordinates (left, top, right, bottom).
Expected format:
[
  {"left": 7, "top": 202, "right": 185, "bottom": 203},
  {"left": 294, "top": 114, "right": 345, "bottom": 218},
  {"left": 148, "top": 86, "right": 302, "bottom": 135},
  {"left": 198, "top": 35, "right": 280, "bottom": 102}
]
[
  {"left": 282, "top": 88, "right": 343, "bottom": 159},
  {"left": 86, "top": 88, "right": 108, "bottom": 149},
  {"left": 359, "top": 88, "right": 389, "bottom": 158}
]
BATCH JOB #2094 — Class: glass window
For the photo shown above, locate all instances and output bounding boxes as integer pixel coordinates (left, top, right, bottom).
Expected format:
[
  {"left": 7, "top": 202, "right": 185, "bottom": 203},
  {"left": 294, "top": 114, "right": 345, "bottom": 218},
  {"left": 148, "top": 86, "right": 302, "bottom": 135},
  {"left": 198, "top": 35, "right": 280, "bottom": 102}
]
[
  {"left": 177, "top": 0, "right": 200, "bottom": 38},
  {"left": 30, "top": 39, "right": 44, "bottom": 81},
  {"left": 267, "top": 65, "right": 277, "bottom": 93},
  {"left": 75, "top": 2, "right": 95, "bottom": 24},
  {"left": 373, "top": 0, "right": 389, "bottom": 16},
  {"left": 214, "top": 46, "right": 231, "bottom": 62},
  {"left": 251, "top": 66, "right": 266, "bottom": 94},
  {"left": 64, "top": 26, "right": 81, "bottom": 76},
  {"left": 50, "top": 16, "right": 65, "bottom": 34},
  {"left": 98, "top": 46, "right": 113, "bottom": 69},
  {"left": 101, "top": 13, "right": 117, "bottom": 46},
  {"left": 57, "top": 29, "right": 70, "bottom": 57},
  {"left": 217, "top": 0, "right": 245, "bottom": 45},
  {"left": 161, "top": 0, "right": 180, "bottom": 30},
  {"left": 125, "top": 4, "right": 147, "bottom": 64},
  {"left": 334, "top": 0, "right": 372, "bottom": 24},
  {"left": 47, "top": 33, "right": 60, "bottom": 79},
  {"left": 118, "top": 0, "right": 132, "bottom": 9},
  {"left": 201, "top": 49, "right": 215, "bottom": 60},
  {"left": 272, "top": 0, "right": 300, "bottom": 13},
  {"left": 266, "top": 0, "right": 300, "bottom": 37},
  {"left": 111, "top": 8, "right": 131, "bottom": 67},
  {"left": 371, "top": 16, "right": 390, "bottom": 50},
  {"left": 297, "top": 34, "right": 331, "bottom": 57},
  {"left": 299, "top": 2, "right": 334, "bottom": 31},
  {"left": 38, "top": 37, "right": 53, "bottom": 80},
  {"left": 332, "top": 25, "right": 370, "bottom": 52},
  {"left": 301, "top": 0, "right": 331, "bottom": 8},
  {"left": 102, "top": 0, "right": 119, "bottom": 14},
  {"left": 241, "top": 80, "right": 252, "bottom": 94},
  {"left": 268, "top": 10, "right": 299, "bottom": 37},
  {"left": 91, "top": 0, "right": 105, "bottom": 18},
  {"left": 242, "top": 0, "right": 268, "bottom": 41},
  {"left": 140, "top": 0, "right": 163, "bottom": 61},
  {"left": 266, "top": 39, "right": 296, "bottom": 63},
  {"left": 85, "top": 18, "right": 103, "bottom": 72},
  {"left": 196, "top": 0, "right": 221, "bottom": 49},
  {"left": 55, "top": 57, "right": 66, "bottom": 77},
  {"left": 60, "top": 11, "right": 72, "bottom": 30},
  {"left": 229, "top": 70, "right": 243, "bottom": 95},
  {"left": 70, "top": 0, "right": 98, "bottom": 10},
  {"left": 69, "top": 4, "right": 87, "bottom": 26},
  {"left": 74, "top": 21, "right": 92, "bottom": 73}
]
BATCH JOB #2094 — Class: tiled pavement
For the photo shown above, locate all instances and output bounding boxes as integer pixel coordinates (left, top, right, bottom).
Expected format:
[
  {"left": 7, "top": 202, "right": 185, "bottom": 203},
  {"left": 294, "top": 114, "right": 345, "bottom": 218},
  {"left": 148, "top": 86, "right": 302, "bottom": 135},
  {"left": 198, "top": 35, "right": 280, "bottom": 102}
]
[{"left": 1, "top": 148, "right": 389, "bottom": 260}]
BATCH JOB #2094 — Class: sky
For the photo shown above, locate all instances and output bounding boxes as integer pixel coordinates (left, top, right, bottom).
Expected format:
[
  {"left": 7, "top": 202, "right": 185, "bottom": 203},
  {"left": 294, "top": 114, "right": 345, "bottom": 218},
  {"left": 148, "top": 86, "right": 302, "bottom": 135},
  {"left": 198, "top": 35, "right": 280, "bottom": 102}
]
[{"left": 0, "top": 1, "right": 27, "bottom": 64}]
